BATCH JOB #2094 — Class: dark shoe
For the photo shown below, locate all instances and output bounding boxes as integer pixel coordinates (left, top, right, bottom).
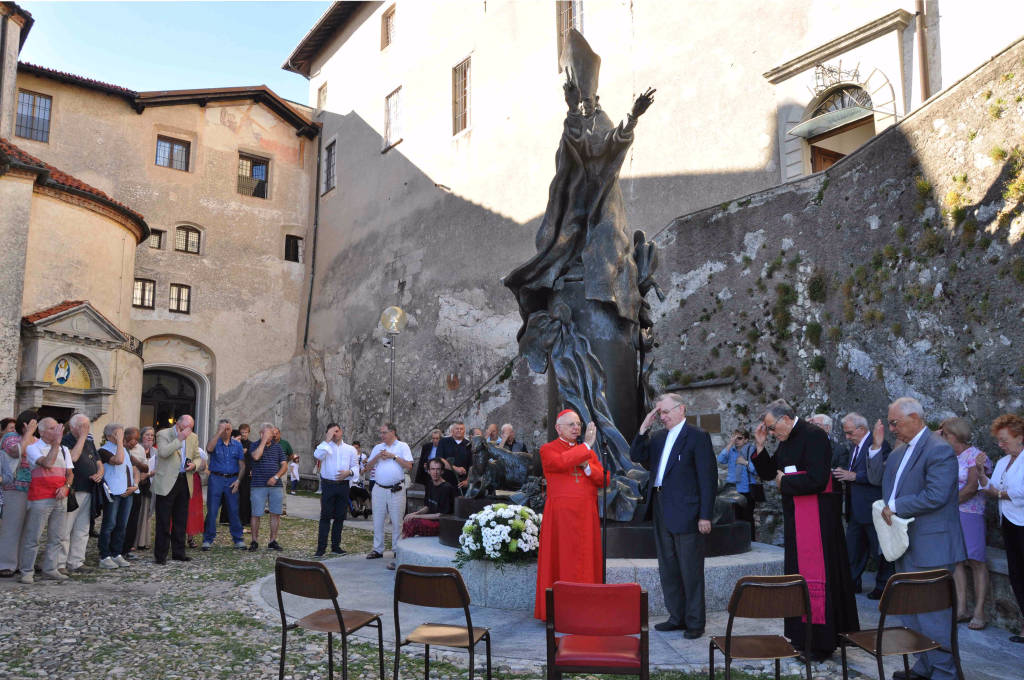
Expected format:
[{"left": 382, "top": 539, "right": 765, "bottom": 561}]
[
  {"left": 331, "top": 547, "right": 347, "bottom": 555},
  {"left": 267, "top": 540, "right": 283, "bottom": 551},
  {"left": 1009, "top": 635, "right": 1024, "bottom": 643},
  {"left": 248, "top": 541, "right": 258, "bottom": 552},
  {"left": 892, "top": 670, "right": 930, "bottom": 680},
  {"left": 314, "top": 551, "right": 325, "bottom": 557},
  {"left": 154, "top": 558, "right": 167, "bottom": 565},
  {"left": 366, "top": 550, "right": 383, "bottom": 559},
  {"left": 171, "top": 555, "right": 192, "bottom": 562},
  {"left": 0, "top": 569, "right": 15, "bottom": 578},
  {"left": 683, "top": 628, "right": 705, "bottom": 640},
  {"left": 386, "top": 561, "right": 396, "bottom": 570},
  {"left": 654, "top": 621, "right": 683, "bottom": 632},
  {"left": 801, "top": 651, "right": 832, "bottom": 663},
  {"left": 867, "top": 589, "right": 884, "bottom": 600}
]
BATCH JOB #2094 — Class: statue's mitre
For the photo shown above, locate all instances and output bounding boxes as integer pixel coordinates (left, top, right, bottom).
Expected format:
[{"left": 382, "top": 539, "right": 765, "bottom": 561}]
[{"left": 559, "top": 28, "right": 601, "bottom": 101}]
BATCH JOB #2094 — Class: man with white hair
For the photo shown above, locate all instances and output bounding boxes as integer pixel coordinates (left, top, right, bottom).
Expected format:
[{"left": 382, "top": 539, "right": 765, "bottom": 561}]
[
  {"left": 498, "top": 423, "right": 527, "bottom": 453},
  {"left": 867, "top": 397, "right": 965, "bottom": 680},
  {"left": 807, "top": 413, "right": 850, "bottom": 469},
  {"left": 60, "top": 413, "right": 103, "bottom": 574},
  {"left": 533, "top": 408, "right": 604, "bottom": 620},
  {"left": 834, "top": 412, "right": 893, "bottom": 599},
  {"left": 154, "top": 415, "right": 202, "bottom": 564},
  {"left": 19, "top": 417, "right": 73, "bottom": 583}
]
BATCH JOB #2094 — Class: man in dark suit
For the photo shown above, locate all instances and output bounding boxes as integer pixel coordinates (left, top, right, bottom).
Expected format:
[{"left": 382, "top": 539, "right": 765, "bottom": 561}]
[
  {"left": 437, "top": 421, "right": 472, "bottom": 492},
  {"left": 414, "top": 429, "right": 450, "bottom": 486},
  {"left": 867, "top": 397, "right": 965, "bottom": 680},
  {"left": 630, "top": 392, "right": 715, "bottom": 639},
  {"left": 833, "top": 412, "right": 893, "bottom": 599}
]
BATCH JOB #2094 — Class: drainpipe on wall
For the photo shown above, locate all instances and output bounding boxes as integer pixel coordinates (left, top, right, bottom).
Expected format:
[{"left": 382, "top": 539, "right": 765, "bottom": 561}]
[
  {"left": 1, "top": 13, "right": 9, "bottom": 120},
  {"left": 302, "top": 123, "right": 322, "bottom": 348},
  {"left": 916, "top": 0, "right": 930, "bottom": 101}
]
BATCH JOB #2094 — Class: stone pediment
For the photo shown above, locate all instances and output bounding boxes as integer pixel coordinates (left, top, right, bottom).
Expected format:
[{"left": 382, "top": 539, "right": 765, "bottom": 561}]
[{"left": 22, "top": 300, "right": 127, "bottom": 348}]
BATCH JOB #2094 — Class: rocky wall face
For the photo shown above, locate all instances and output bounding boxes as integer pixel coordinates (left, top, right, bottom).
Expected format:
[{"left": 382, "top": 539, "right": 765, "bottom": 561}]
[{"left": 645, "top": 40, "right": 1024, "bottom": 455}]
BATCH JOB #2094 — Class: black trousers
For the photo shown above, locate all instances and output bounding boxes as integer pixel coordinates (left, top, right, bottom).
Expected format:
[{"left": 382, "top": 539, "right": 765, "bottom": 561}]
[
  {"left": 317, "top": 479, "right": 350, "bottom": 552},
  {"left": 652, "top": 490, "right": 706, "bottom": 631},
  {"left": 123, "top": 490, "right": 150, "bottom": 550},
  {"left": 155, "top": 473, "right": 189, "bottom": 562},
  {"left": 1003, "top": 519, "right": 1024, "bottom": 619}
]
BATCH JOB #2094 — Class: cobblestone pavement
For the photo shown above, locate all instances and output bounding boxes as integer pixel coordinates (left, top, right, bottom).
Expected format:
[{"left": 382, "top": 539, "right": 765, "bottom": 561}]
[{"left": 2, "top": 508, "right": 1019, "bottom": 680}]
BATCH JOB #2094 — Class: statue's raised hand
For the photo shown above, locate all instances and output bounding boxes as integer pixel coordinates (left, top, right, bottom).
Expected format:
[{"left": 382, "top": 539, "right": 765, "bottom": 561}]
[
  {"left": 632, "top": 87, "right": 656, "bottom": 118},
  {"left": 564, "top": 78, "right": 581, "bottom": 112}
]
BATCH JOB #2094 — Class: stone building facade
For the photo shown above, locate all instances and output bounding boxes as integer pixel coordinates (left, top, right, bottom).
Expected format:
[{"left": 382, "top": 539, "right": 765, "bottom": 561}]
[{"left": 284, "top": 0, "right": 1024, "bottom": 451}]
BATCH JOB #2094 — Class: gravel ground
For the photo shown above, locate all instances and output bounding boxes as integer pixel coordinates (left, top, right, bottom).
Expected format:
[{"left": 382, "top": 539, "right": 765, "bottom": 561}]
[{"left": 0, "top": 516, "right": 810, "bottom": 680}]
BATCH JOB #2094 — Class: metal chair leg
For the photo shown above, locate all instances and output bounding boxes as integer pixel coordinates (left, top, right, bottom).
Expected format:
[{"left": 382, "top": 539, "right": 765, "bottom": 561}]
[
  {"left": 724, "top": 655, "right": 732, "bottom": 680},
  {"left": 708, "top": 641, "right": 715, "bottom": 680},
  {"left": 468, "top": 645, "right": 475, "bottom": 680},
  {"left": 485, "top": 633, "right": 492, "bottom": 680},
  {"left": 393, "top": 641, "right": 401, "bottom": 680},
  {"left": 423, "top": 643, "right": 429, "bottom": 680},
  {"left": 902, "top": 654, "right": 911, "bottom": 680},
  {"left": 279, "top": 628, "right": 287, "bottom": 680},
  {"left": 328, "top": 631, "right": 334, "bottom": 680},
  {"left": 342, "top": 633, "right": 349, "bottom": 680},
  {"left": 774, "top": 657, "right": 781, "bottom": 680},
  {"left": 840, "top": 640, "right": 849, "bottom": 680},
  {"left": 378, "top": 621, "right": 385, "bottom": 680}
]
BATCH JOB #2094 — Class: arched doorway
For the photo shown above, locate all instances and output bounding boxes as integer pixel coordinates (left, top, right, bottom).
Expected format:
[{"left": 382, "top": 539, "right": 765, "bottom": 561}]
[{"left": 140, "top": 369, "right": 197, "bottom": 432}]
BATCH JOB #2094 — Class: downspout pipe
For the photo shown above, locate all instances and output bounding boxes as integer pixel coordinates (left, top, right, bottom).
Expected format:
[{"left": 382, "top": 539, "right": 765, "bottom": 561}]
[
  {"left": 303, "top": 120, "right": 322, "bottom": 348},
  {"left": 916, "top": 0, "right": 930, "bottom": 101},
  {"left": 1, "top": 13, "right": 9, "bottom": 117}
]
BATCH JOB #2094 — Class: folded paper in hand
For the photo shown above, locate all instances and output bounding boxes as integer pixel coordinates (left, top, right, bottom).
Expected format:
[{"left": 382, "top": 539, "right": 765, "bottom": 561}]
[{"left": 872, "top": 499, "right": 915, "bottom": 562}]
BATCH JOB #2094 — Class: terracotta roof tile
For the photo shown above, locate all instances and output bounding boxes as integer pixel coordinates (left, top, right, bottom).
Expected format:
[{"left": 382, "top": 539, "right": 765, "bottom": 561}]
[
  {"left": 0, "top": 137, "right": 147, "bottom": 229},
  {"left": 18, "top": 62, "right": 137, "bottom": 99},
  {"left": 22, "top": 300, "right": 86, "bottom": 324}
]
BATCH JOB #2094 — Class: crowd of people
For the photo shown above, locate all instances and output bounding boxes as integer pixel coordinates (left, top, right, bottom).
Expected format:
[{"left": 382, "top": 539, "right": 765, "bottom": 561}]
[{"left": 0, "top": 411, "right": 308, "bottom": 581}]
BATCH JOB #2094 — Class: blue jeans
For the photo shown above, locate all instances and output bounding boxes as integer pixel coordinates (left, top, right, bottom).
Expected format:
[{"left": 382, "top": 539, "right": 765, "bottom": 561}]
[
  {"left": 99, "top": 494, "right": 133, "bottom": 559},
  {"left": 204, "top": 474, "right": 243, "bottom": 543}
]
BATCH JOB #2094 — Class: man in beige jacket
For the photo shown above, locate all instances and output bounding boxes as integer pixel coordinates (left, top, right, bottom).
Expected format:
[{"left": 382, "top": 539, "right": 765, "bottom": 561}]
[{"left": 154, "top": 415, "right": 203, "bottom": 564}]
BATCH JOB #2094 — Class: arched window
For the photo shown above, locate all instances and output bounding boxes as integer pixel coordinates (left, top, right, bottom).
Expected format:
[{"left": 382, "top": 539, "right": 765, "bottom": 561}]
[
  {"left": 812, "top": 86, "right": 872, "bottom": 116},
  {"left": 175, "top": 226, "right": 201, "bottom": 254}
]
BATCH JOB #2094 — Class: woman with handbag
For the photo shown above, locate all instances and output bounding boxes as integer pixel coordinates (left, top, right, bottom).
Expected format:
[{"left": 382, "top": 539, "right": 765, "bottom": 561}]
[{"left": 0, "top": 411, "right": 38, "bottom": 577}]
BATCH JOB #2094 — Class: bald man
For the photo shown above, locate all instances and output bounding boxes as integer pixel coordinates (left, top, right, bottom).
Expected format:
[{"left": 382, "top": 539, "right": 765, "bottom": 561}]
[{"left": 154, "top": 415, "right": 202, "bottom": 564}]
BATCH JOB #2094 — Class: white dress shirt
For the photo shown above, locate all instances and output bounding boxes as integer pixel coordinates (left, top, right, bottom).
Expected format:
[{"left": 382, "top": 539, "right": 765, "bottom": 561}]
[
  {"left": 654, "top": 419, "right": 686, "bottom": 488},
  {"left": 369, "top": 440, "right": 413, "bottom": 486},
  {"left": 989, "top": 451, "right": 1024, "bottom": 526},
  {"left": 313, "top": 440, "right": 359, "bottom": 482}
]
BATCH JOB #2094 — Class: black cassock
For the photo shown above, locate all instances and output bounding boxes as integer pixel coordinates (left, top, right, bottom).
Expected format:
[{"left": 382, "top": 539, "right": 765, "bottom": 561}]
[{"left": 753, "top": 418, "right": 859, "bottom": 656}]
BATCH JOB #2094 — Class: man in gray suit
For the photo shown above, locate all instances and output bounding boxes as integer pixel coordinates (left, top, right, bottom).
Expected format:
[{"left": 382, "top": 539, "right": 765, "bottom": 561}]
[{"left": 866, "top": 397, "right": 966, "bottom": 680}]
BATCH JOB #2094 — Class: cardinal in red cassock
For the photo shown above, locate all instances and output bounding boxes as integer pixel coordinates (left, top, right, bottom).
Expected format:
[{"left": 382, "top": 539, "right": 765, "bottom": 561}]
[{"left": 533, "top": 409, "right": 607, "bottom": 620}]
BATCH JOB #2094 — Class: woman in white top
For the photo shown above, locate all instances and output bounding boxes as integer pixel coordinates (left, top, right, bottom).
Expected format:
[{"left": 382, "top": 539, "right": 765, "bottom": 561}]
[{"left": 977, "top": 413, "right": 1024, "bottom": 644}]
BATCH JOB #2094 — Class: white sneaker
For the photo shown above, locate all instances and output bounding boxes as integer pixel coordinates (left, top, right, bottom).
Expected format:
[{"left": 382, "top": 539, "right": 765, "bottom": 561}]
[
  {"left": 42, "top": 569, "right": 69, "bottom": 581},
  {"left": 113, "top": 555, "right": 131, "bottom": 567},
  {"left": 19, "top": 573, "right": 34, "bottom": 584},
  {"left": 99, "top": 557, "right": 119, "bottom": 569}
]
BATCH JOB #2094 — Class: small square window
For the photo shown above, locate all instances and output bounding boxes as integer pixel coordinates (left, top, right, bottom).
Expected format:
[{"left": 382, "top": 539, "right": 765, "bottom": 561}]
[
  {"left": 132, "top": 279, "right": 155, "bottom": 309},
  {"left": 155, "top": 136, "right": 190, "bottom": 171},
  {"left": 285, "top": 235, "right": 304, "bottom": 263},
  {"left": 174, "top": 226, "right": 201, "bottom": 254},
  {"left": 452, "top": 57, "right": 471, "bottom": 135},
  {"left": 323, "top": 141, "right": 336, "bottom": 193},
  {"left": 238, "top": 153, "right": 269, "bottom": 198},
  {"left": 169, "top": 283, "right": 191, "bottom": 314},
  {"left": 15, "top": 90, "right": 52, "bottom": 142},
  {"left": 381, "top": 5, "right": 396, "bottom": 49},
  {"left": 148, "top": 230, "right": 165, "bottom": 250}
]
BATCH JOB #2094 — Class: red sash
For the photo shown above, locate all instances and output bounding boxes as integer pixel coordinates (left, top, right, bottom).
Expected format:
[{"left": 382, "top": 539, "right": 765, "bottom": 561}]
[{"left": 789, "top": 471, "right": 832, "bottom": 625}]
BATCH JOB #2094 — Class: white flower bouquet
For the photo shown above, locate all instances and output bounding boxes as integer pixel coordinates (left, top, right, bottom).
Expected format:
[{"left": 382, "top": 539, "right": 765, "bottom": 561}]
[{"left": 454, "top": 503, "right": 542, "bottom": 568}]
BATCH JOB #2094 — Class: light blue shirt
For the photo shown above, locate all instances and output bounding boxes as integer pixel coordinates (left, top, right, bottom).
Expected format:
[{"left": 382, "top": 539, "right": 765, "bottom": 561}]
[
  {"left": 718, "top": 443, "right": 758, "bottom": 492},
  {"left": 101, "top": 441, "right": 135, "bottom": 496}
]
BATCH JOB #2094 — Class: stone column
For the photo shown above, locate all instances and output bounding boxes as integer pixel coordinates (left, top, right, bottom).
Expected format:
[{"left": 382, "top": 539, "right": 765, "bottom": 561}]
[{"left": 0, "top": 171, "right": 34, "bottom": 414}]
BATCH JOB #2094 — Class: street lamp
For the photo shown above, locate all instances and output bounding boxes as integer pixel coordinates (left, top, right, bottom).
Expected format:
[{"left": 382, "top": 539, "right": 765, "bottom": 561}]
[{"left": 379, "top": 306, "right": 407, "bottom": 423}]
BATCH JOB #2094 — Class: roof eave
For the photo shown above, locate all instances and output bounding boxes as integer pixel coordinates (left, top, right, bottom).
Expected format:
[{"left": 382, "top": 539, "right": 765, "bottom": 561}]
[{"left": 282, "top": 1, "right": 361, "bottom": 77}]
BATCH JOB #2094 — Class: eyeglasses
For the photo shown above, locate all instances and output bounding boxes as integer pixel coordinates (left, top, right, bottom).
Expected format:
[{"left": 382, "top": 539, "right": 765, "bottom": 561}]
[
  {"left": 764, "top": 419, "right": 783, "bottom": 433},
  {"left": 658, "top": 404, "right": 684, "bottom": 416},
  {"left": 887, "top": 419, "right": 903, "bottom": 428}
]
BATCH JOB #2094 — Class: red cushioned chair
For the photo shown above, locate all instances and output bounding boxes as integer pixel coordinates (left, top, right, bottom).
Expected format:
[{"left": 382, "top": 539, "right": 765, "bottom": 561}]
[{"left": 545, "top": 581, "right": 649, "bottom": 680}]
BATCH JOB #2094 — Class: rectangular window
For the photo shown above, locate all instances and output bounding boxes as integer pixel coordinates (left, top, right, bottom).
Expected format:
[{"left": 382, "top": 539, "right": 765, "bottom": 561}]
[
  {"left": 15, "top": 90, "right": 52, "bottom": 142},
  {"left": 169, "top": 284, "right": 191, "bottom": 314},
  {"left": 323, "top": 141, "right": 336, "bottom": 193},
  {"left": 317, "top": 82, "right": 328, "bottom": 110},
  {"left": 132, "top": 279, "right": 155, "bottom": 309},
  {"left": 384, "top": 87, "right": 401, "bottom": 150},
  {"left": 237, "top": 153, "right": 269, "bottom": 198},
  {"left": 381, "top": 5, "right": 396, "bottom": 49},
  {"left": 148, "top": 229, "right": 164, "bottom": 250},
  {"left": 174, "top": 226, "right": 201, "bottom": 254},
  {"left": 155, "top": 136, "right": 190, "bottom": 171},
  {"left": 452, "top": 58, "right": 471, "bottom": 135},
  {"left": 555, "top": 1, "right": 584, "bottom": 68},
  {"left": 285, "top": 235, "right": 304, "bottom": 263}
]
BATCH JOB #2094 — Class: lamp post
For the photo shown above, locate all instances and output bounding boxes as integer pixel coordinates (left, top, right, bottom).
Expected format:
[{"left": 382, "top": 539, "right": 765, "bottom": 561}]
[{"left": 379, "top": 306, "right": 408, "bottom": 424}]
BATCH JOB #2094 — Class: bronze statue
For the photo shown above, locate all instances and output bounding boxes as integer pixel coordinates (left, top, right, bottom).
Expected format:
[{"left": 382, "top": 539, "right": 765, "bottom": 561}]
[{"left": 504, "top": 29, "right": 657, "bottom": 521}]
